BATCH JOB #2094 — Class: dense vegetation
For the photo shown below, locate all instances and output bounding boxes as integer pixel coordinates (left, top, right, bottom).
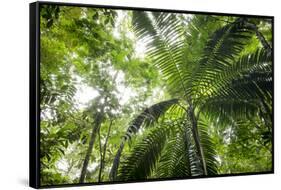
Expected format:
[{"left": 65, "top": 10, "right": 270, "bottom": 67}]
[{"left": 39, "top": 5, "right": 273, "bottom": 186}]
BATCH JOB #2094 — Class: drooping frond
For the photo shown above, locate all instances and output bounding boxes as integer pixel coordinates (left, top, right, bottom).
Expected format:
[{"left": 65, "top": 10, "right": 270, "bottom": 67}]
[
  {"left": 155, "top": 117, "right": 203, "bottom": 178},
  {"left": 124, "top": 98, "right": 179, "bottom": 141},
  {"left": 117, "top": 123, "right": 173, "bottom": 181},
  {"left": 109, "top": 99, "right": 179, "bottom": 180},
  {"left": 200, "top": 48, "right": 272, "bottom": 123},
  {"left": 202, "top": 48, "right": 271, "bottom": 100},
  {"left": 154, "top": 110, "right": 219, "bottom": 178},
  {"left": 197, "top": 114, "right": 218, "bottom": 175}
]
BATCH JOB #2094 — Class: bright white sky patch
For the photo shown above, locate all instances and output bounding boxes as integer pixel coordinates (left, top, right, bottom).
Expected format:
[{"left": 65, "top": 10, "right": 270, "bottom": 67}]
[
  {"left": 114, "top": 71, "right": 138, "bottom": 106},
  {"left": 113, "top": 10, "right": 127, "bottom": 39},
  {"left": 88, "top": 162, "right": 99, "bottom": 172},
  {"left": 74, "top": 85, "right": 99, "bottom": 107},
  {"left": 113, "top": 10, "right": 147, "bottom": 60},
  {"left": 144, "top": 87, "right": 166, "bottom": 106},
  {"left": 73, "top": 69, "right": 138, "bottom": 109},
  {"left": 134, "top": 38, "right": 147, "bottom": 59},
  {"left": 73, "top": 75, "right": 99, "bottom": 109},
  {"left": 57, "top": 158, "right": 68, "bottom": 172}
]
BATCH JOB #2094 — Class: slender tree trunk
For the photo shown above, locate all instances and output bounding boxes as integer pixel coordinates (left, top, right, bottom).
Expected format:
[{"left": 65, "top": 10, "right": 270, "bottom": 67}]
[
  {"left": 79, "top": 113, "right": 103, "bottom": 183},
  {"left": 187, "top": 104, "right": 208, "bottom": 175},
  {"left": 109, "top": 142, "right": 125, "bottom": 180},
  {"left": 98, "top": 120, "right": 113, "bottom": 182},
  {"left": 98, "top": 129, "right": 103, "bottom": 182}
]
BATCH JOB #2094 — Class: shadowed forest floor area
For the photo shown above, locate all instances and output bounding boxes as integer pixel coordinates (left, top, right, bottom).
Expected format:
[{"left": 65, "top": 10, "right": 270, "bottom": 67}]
[{"left": 39, "top": 4, "right": 273, "bottom": 186}]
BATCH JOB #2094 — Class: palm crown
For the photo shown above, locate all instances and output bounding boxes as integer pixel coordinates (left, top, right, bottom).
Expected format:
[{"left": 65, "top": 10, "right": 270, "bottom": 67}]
[{"left": 109, "top": 12, "right": 272, "bottom": 180}]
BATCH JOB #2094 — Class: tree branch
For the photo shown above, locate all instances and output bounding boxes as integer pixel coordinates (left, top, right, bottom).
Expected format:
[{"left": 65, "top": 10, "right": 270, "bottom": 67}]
[{"left": 244, "top": 20, "right": 272, "bottom": 54}]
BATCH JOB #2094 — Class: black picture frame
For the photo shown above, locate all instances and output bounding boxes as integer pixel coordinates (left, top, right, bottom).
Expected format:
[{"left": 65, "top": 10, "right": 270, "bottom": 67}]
[{"left": 30, "top": 1, "right": 274, "bottom": 189}]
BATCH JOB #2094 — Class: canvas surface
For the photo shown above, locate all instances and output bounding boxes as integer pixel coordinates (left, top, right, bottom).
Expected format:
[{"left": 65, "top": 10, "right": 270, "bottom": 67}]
[{"left": 36, "top": 2, "right": 273, "bottom": 187}]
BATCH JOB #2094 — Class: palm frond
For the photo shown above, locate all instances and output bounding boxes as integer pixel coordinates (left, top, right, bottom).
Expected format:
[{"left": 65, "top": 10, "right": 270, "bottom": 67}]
[
  {"left": 124, "top": 98, "right": 179, "bottom": 140},
  {"left": 109, "top": 99, "right": 179, "bottom": 180},
  {"left": 201, "top": 48, "right": 271, "bottom": 100},
  {"left": 132, "top": 11, "right": 188, "bottom": 96},
  {"left": 192, "top": 18, "right": 254, "bottom": 100},
  {"left": 197, "top": 114, "right": 218, "bottom": 175},
  {"left": 117, "top": 123, "right": 173, "bottom": 181},
  {"left": 199, "top": 48, "right": 272, "bottom": 123},
  {"left": 155, "top": 117, "right": 204, "bottom": 178},
  {"left": 131, "top": 11, "right": 157, "bottom": 41}
]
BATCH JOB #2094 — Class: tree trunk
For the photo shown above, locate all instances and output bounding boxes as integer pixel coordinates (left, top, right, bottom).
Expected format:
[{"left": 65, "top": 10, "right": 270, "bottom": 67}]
[
  {"left": 98, "top": 129, "right": 103, "bottom": 182},
  {"left": 79, "top": 113, "right": 103, "bottom": 183},
  {"left": 98, "top": 120, "right": 113, "bottom": 182},
  {"left": 187, "top": 105, "right": 208, "bottom": 175},
  {"left": 109, "top": 142, "right": 125, "bottom": 180}
]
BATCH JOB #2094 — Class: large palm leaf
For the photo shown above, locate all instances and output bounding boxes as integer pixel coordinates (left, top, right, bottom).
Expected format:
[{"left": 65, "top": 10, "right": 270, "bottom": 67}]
[
  {"left": 109, "top": 99, "right": 179, "bottom": 180},
  {"left": 200, "top": 48, "right": 272, "bottom": 125},
  {"left": 191, "top": 18, "right": 254, "bottom": 101},
  {"left": 117, "top": 108, "right": 218, "bottom": 179},
  {"left": 155, "top": 118, "right": 200, "bottom": 178},
  {"left": 117, "top": 123, "right": 173, "bottom": 181},
  {"left": 112, "top": 11, "right": 272, "bottom": 180},
  {"left": 132, "top": 11, "right": 188, "bottom": 96}
]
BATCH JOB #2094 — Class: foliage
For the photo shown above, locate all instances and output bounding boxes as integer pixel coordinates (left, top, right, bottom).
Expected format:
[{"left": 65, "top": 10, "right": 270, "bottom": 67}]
[{"left": 39, "top": 4, "right": 273, "bottom": 186}]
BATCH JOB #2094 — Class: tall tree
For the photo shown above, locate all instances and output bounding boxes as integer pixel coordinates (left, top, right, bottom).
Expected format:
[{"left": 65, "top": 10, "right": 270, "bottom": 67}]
[{"left": 110, "top": 12, "right": 272, "bottom": 180}]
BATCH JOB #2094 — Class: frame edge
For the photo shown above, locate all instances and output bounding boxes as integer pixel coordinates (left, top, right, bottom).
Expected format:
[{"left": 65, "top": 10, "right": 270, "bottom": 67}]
[{"left": 29, "top": 1, "right": 40, "bottom": 189}]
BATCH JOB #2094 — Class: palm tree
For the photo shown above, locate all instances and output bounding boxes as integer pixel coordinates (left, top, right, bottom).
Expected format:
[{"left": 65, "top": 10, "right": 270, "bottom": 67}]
[{"left": 109, "top": 12, "right": 272, "bottom": 181}]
